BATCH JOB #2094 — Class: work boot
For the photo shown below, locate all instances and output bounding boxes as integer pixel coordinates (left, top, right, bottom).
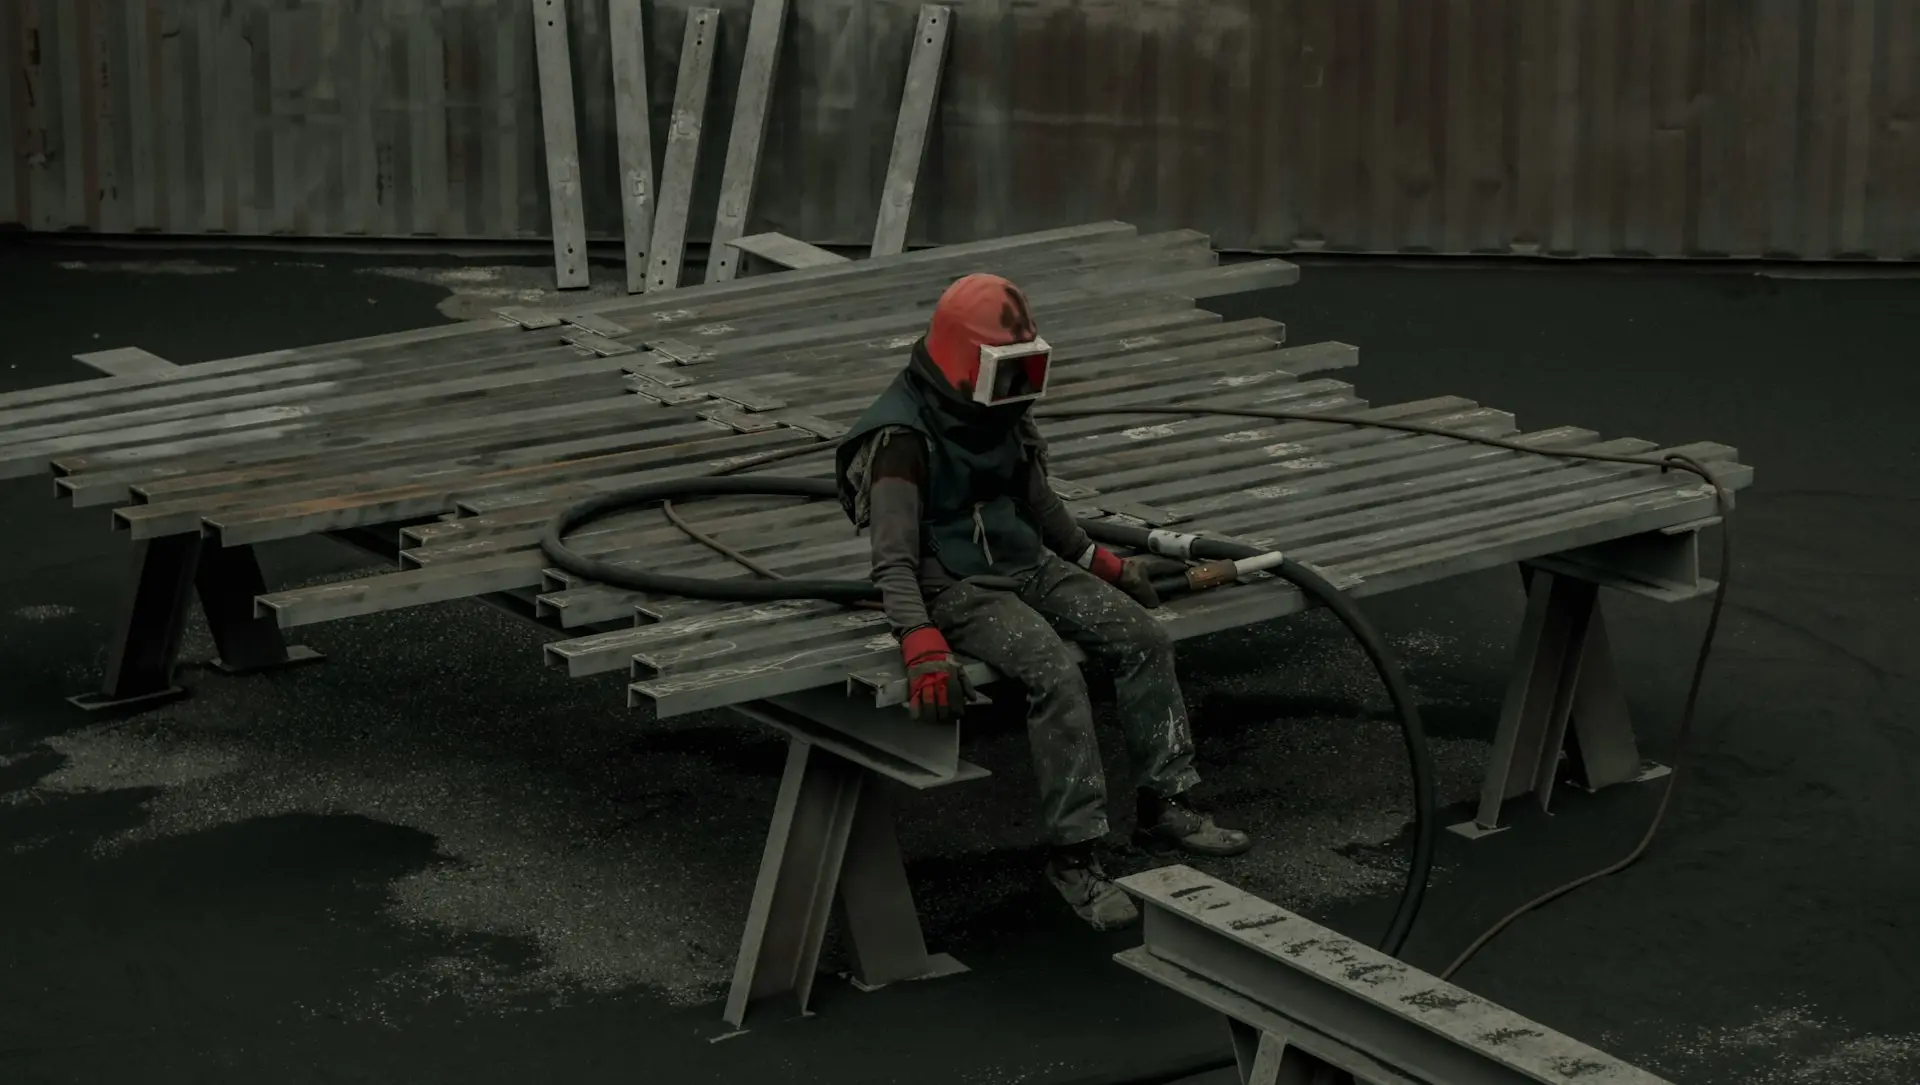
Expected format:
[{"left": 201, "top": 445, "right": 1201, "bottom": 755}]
[
  {"left": 1134, "top": 791, "right": 1253, "bottom": 858},
  {"left": 1044, "top": 844, "right": 1139, "bottom": 931}
]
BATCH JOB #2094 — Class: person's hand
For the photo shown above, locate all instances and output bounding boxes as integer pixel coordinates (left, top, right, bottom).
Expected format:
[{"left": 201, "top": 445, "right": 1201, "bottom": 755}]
[
  {"left": 1113, "top": 556, "right": 1161, "bottom": 609},
  {"left": 1088, "top": 546, "right": 1162, "bottom": 609},
  {"left": 901, "top": 626, "right": 970, "bottom": 724}
]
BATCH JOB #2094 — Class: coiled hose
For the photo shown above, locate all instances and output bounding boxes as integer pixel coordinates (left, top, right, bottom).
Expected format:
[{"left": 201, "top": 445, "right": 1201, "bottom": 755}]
[{"left": 539, "top": 403, "right": 1732, "bottom": 1079}]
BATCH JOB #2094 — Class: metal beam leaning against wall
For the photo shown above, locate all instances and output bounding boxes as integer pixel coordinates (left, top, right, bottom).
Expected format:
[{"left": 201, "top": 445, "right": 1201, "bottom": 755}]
[
  {"left": 871, "top": 5, "right": 952, "bottom": 258},
  {"left": 704, "top": 0, "right": 791, "bottom": 284},
  {"left": 649, "top": 8, "right": 722, "bottom": 292},
  {"left": 1114, "top": 865, "right": 1677, "bottom": 1085},
  {"left": 609, "top": 0, "right": 657, "bottom": 295},
  {"left": 0, "top": 0, "right": 13, "bottom": 229},
  {"left": 532, "top": 0, "right": 591, "bottom": 290},
  {"left": 57, "top": 352, "right": 324, "bottom": 713}
]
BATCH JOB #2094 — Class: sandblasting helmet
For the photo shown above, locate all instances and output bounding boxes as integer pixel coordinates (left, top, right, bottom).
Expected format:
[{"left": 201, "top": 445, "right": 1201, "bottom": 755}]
[{"left": 924, "top": 273, "right": 1053, "bottom": 407}]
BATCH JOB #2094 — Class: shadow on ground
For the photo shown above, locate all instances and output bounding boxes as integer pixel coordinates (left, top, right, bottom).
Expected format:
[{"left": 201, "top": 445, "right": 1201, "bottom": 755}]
[{"left": 1, "top": 244, "right": 1915, "bottom": 1084}]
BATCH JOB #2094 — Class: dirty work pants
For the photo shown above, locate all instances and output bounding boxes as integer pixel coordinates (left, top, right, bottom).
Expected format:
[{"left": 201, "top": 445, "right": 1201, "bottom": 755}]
[{"left": 927, "top": 553, "right": 1201, "bottom": 847}]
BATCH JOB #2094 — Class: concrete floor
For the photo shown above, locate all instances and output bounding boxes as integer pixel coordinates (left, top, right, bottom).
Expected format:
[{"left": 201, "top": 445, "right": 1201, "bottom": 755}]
[{"left": 1, "top": 243, "right": 1915, "bottom": 1085}]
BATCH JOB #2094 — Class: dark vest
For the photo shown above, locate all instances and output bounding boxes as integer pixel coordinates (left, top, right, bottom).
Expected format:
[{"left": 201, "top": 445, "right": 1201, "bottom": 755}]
[{"left": 837, "top": 366, "right": 1047, "bottom": 581}]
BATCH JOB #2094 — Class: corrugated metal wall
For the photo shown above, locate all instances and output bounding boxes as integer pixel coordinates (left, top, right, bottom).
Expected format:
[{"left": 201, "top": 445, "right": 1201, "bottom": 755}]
[{"left": 5, "top": 0, "right": 1918, "bottom": 258}]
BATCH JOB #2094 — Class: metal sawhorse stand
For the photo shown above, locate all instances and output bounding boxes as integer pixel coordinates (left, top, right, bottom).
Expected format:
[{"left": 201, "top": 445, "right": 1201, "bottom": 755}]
[
  {"left": 719, "top": 685, "right": 978, "bottom": 1029},
  {"left": 1450, "top": 520, "right": 1721, "bottom": 839},
  {"left": 69, "top": 534, "right": 324, "bottom": 712}
]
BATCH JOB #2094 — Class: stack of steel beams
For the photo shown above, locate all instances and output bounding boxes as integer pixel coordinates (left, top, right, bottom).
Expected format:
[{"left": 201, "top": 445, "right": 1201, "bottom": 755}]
[{"left": 12, "top": 221, "right": 1751, "bottom": 725}]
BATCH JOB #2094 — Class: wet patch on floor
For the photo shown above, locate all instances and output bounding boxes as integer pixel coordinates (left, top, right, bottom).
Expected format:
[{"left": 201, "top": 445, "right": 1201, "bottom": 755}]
[{"left": 363, "top": 265, "right": 630, "bottom": 321}]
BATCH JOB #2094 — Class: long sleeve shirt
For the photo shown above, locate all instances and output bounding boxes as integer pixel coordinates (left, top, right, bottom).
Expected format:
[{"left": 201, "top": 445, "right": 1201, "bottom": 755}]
[{"left": 861, "top": 424, "right": 1095, "bottom": 635}]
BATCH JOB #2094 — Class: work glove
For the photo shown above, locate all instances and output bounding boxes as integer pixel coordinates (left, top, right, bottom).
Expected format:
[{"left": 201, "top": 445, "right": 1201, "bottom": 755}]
[
  {"left": 1087, "top": 547, "right": 1162, "bottom": 609},
  {"left": 901, "top": 626, "right": 971, "bottom": 724}
]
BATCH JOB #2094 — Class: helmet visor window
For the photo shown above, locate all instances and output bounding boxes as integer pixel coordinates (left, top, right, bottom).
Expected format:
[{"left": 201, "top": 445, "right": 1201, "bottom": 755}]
[{"left": 974, "top": 338, "right": 1052, "bottom": 406}]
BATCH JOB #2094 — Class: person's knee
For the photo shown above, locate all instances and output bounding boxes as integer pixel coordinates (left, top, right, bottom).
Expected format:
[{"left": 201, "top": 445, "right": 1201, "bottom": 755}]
[
  {"left": 1024, "top": 639, "right": 1091, "bottom": 702},
  {"left": 1110, "top": 611, "right": 1176, "bottom": 663},
  {"left": 1139, "top": 615, "right": 1176, "bottom": 656}
]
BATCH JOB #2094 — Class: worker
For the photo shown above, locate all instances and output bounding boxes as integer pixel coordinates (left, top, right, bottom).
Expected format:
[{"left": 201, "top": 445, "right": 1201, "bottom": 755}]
[{"left": 834, "top": 272, "right": 1251, "bottom": 931}]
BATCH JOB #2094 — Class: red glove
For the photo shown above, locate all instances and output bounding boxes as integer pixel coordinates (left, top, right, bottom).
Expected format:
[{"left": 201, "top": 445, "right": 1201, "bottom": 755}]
[
  {"left": 1086, "top": 547, "right": 1161, "bottom": 609},
  {"left": 901, "top": 626, "right": 969, "bottom": 724}
]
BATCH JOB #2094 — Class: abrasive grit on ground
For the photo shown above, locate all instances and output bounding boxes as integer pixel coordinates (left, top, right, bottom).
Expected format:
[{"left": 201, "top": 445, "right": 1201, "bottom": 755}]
[
  {"left": 1612, "top": 1006, "right": 1920, "bottom": 1084},
  {"left": 7, "top": 564, "right": 1489, "bottom": 1017},
  {"left": 11, "top": 603, "right": 79, "bottom": 622},
  {"left": 1149, "top": 617, "right": 1489, "bottom": 909}
]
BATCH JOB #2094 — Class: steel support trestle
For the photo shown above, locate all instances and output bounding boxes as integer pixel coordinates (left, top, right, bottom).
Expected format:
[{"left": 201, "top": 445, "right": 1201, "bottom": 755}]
[
  {"left": 1449, "top": 523, "right": 1719, "bottom": 839},
  {"left": 1115, "top": 865, "right": 1677, "bottom": 1085},
  {"left": 720, "top": 691, "right": 978, "bottom": 1030},
  {"left": 68, "top": 536, "right": 323, "bottom": 712}
]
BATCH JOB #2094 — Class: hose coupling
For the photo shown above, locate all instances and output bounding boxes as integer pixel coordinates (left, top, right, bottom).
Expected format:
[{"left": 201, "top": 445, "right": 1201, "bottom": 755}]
[{"left": 1182, "top": 551, "right": 1285, "bottom": 592}]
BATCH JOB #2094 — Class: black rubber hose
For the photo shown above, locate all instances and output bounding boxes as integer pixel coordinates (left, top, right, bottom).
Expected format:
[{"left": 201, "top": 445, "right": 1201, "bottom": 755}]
[
  {"left": 543, "top": 475, "right": 874, "bottom": 603},
  {"left": 541, "top": 476, "right": 1438, "bottom": 959},
  {"left": 1079, "top": 520, "right": 1437, "bottom": 956}
]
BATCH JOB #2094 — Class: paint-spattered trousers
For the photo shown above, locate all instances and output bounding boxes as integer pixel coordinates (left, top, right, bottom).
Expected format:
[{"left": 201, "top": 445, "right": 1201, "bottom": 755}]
[{"left": 927, "top": 553, "right": 1202, "bottom": 847}]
